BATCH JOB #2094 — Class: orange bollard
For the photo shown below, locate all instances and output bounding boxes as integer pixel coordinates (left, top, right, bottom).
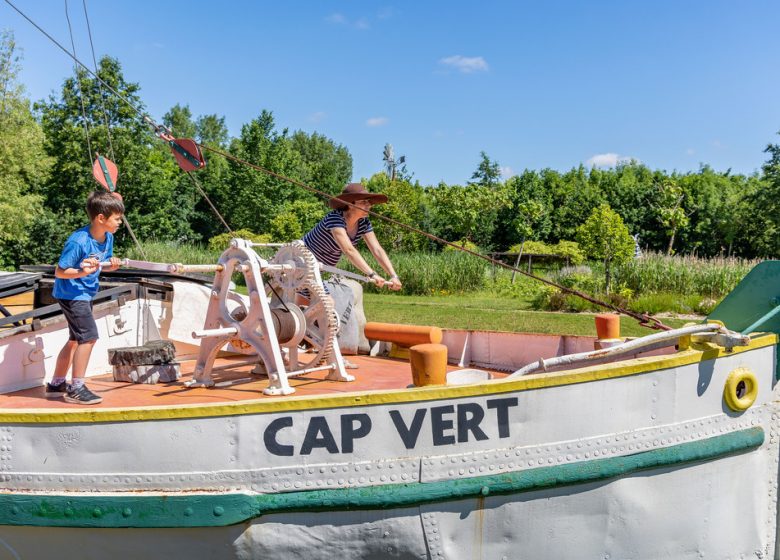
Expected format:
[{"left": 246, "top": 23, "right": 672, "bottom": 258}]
[
  {"left": 409, "top": 343, "right": 448, "bottom": 386},
  {"left": 364, "top": 322, "right": 443, "bottom": 347},
  {"left": 594, "top": 314, "right": 620, "bottom": 340}
]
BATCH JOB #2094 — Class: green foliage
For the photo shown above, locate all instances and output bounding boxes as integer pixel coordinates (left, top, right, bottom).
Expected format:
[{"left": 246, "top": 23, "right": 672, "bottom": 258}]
[
  {"left": 427, "top": 182, "right": 509, "bottom": 249},
  {"left": 613, "top": 251, "right": 757, "bottom": 298},
  {"left": 125, "top": 241, "right": 222, "bottom": 264},
  {"left": 627, "top": 292, "right": 718, "bottom": 316},
  {"left": 577, "top": 204, "right": 635, "bottom": 291},
  {"left": 444, "top": 239, "right": 481, "bottom": 253},
  {"left": 364, "top": 173, "right": 428, "bottom": 251},
  {"left": 0, "top": 31, "right": 48, "bottom": 267},
  {"left": 207, "top": 229, "right": 271, "bottom": 251},
  {"left": 289, "top": 130, "right": 352, "bottom": 195},
  {"left": 509, "top": 240, "right": 551, "bottom": 254},
  {"left": 469, "top": 151, "right": 502, "bottom": 188},
  {"left": 341, "top": 251, "right": 487, "bottom": 296},
  {"left": 553, "top": 241, "right": 586, "bottom": 265}
]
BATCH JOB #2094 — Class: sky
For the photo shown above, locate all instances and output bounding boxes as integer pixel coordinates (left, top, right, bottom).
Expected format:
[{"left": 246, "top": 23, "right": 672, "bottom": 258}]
[{"left": 2, "top": 0, "right": 779, "bottom": 186}]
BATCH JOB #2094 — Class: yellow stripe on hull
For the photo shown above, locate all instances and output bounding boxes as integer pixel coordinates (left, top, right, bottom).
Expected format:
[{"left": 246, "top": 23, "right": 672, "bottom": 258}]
[{"left": 1, "top": 333, "right": 775, "bottom": 424}]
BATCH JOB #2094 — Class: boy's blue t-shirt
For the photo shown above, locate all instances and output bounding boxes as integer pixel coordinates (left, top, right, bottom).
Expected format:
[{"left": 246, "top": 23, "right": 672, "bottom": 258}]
[{"left": 53, "top": 225, "right": 113, "bottom": 301}]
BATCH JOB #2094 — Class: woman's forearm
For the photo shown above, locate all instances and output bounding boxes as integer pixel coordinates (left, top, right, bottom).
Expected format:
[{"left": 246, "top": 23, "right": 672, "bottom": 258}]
[
  {"left": 343, "top": 246, "right": 377, "bottom": 275},
  {"left": 370, "top": 246, "right": 397, "bottom": 277}
]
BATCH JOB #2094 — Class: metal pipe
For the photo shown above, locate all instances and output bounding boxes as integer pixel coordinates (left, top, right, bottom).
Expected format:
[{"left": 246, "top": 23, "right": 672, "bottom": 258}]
[
  {"left": 192, "top": 326, "right": 238, "bottom": 339},
  {"left": 508, "top": 323, "right": 724, "bottom": 378},
  {"left": 286, "top": 364, "right": 335, "bottom": 377},
  {"left": 741, "top": 302, "right": 780, "bottom": 334}
]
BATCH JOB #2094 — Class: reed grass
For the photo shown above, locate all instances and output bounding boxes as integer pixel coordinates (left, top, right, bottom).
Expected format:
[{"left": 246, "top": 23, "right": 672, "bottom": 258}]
[{"left": 613, "top": 252, "right": 760, "bottom": 298}]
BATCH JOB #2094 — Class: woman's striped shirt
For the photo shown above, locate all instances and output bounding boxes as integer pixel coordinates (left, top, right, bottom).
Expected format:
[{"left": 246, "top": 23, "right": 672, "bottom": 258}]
[{"left": 303, "top": 210, "right": 373, "bottom": 266}]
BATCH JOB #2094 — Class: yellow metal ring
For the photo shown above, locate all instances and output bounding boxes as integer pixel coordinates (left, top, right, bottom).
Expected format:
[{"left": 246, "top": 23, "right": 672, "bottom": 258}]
[{"left": 724, "top": 368, "right": 758, "bottom": 411}]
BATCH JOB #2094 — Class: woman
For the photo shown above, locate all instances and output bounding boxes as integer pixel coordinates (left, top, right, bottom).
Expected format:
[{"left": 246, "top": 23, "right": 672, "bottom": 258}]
[{"left": 303, "top": 183, "right": 402, "bottom": 291}]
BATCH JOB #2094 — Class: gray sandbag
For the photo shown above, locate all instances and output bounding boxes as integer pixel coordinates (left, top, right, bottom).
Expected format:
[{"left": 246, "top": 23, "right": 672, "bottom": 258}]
[{"left": 323, "top": 277, "right": 360, "bottom": 355}]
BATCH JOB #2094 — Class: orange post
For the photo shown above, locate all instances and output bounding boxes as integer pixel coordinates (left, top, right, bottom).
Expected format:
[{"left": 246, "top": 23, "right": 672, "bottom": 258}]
[
  {"left": 364, "top": 322, "right": 443, "bottom": 348},
  {"left": 594, "top": 313, "right": 620, "bottom": 340},
  {"left": 409, "top": 343, "right": 448, "bottom": 386}
]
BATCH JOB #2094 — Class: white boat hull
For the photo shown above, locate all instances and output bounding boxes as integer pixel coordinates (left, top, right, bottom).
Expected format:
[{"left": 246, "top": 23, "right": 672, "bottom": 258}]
[{"left": 0, "top": 330, "right": 774, "bottom": 559}]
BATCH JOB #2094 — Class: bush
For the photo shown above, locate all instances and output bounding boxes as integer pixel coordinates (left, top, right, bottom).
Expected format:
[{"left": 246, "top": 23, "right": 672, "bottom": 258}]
[
  {"left": 207, "top": 229, "right": 272, "bottom": 251},
  {"left": 509, "top": 240, "right": 550, "bottom": 254},
  {"left": 444, "top": 239, "right": 481, "bottom": 253}
]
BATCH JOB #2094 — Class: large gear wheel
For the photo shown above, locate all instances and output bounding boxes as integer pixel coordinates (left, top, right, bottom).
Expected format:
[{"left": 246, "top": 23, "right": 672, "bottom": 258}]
[{"left": 267, "top": 241, "right": 339, "bottom": 365}]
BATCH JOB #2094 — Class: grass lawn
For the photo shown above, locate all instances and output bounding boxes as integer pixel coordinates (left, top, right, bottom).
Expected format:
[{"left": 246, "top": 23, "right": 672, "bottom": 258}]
[{"left": 363, "top": 292, "right": 692, "bottom": 337}]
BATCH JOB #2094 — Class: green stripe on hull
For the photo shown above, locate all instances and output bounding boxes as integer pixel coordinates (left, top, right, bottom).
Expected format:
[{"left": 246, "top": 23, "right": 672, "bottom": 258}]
[{"left": 0, "top": 427, "right": 763, "bottom": 528}]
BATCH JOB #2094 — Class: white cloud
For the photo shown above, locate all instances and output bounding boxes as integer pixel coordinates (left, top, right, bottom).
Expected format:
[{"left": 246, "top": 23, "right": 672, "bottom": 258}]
[
  {"left": 377, "top": 7, "right": 394, "bottom": 19},
  {"left": 439, "top": 55, "right": 489, "bottom": 74},
  {"left": 686, "top": 148, "right": 695, "bottom": 156},
  {"left": 366, "top": 117, "right": 389, "bottom": 127},
  {"left": 308, "top": 111, "right": 327, "bottom": 124},
  {"left": 501, "top": 166, "right": 515, "bottom": 179},
  {"left": 585, "top": 153, "right": 638, "bottom": 168},
  {"left": 326, "top": 13, "right": 370, "bottom": 29},
  {"left": 325, "top": 13, "right": 347, "bottom": 24}
]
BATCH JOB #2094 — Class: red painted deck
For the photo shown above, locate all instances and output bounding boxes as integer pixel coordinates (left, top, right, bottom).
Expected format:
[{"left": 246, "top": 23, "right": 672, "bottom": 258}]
[{"left": 0, "top": 355, "right": 507, "bottom": 409}]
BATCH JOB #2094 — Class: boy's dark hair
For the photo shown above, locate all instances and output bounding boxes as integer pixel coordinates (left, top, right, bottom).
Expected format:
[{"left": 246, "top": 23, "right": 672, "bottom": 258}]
[{"left": 86, "top": 190, "right": 125, "bottom": 220}]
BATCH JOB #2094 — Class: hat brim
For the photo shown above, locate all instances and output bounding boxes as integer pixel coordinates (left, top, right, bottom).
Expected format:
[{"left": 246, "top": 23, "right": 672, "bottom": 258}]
[{"left": 329, "top": 192, "right": 388, "bottom": 209}]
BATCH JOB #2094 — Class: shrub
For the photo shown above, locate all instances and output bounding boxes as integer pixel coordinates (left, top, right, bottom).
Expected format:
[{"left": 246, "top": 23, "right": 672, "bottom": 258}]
[
  {"left": 207, "top": 229, "right": 272, "bottom": 251},
  {"left": 444, "top": 239, "right": 481, "bottom": 253}
]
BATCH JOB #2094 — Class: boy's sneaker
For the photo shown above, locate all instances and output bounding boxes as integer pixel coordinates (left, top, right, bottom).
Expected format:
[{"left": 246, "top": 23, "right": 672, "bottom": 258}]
[
  {"left": 45, "top": 382, "right": 68, "bottom": 398},
  {"left": 64, "top": 384, "right": 103, "bottom": 405}
]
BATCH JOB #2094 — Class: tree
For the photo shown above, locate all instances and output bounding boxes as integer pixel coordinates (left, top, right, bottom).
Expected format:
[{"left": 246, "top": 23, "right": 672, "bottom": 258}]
[
  {"left": 656, "top": 178, "right": 689, "bottom": 255},
  {"left": 36, "top": 56, "right": 196, "bottom": 245},
  {"left": 224, "top": 110, "right": 304, "bottom": 233},
  {"left": 469, "top": 151, "right": 501, "bottom": 188},
  {"left": 427, "top": 182, "right": 509, "bottom": 249},
  {"left": 576, "top": 204, "right": 634, "bottom": 293},
  {"left": 0, "top": 31, "right": 49, "bottom": 268},
  {"left": 364, "top": 173, "right": 428, "bottom": 251},
  {"left": 289, "top": 130, "right": 352, "bottom": 195}
]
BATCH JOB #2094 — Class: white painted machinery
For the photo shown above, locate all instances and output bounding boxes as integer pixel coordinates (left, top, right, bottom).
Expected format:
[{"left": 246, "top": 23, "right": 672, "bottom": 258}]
[{"left": 189, "top": 239, "right": 353, "bottom": 395}]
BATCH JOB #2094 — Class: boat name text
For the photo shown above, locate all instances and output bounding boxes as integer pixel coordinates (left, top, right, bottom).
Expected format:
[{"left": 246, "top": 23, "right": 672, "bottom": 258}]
[{"left": 263, "top": 397, "right": 518, "bottom": 456}]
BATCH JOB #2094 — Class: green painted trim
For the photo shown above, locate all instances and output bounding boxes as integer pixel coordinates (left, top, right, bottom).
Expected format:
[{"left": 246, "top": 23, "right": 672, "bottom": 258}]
[{"left": 0, "top": 427, "right": 763, "bottom": 528}]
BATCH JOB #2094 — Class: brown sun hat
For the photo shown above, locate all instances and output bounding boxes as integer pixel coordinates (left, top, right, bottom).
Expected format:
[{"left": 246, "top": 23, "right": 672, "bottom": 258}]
[{"left": 328, "top": 183, "right": 388, "bottom": 209}]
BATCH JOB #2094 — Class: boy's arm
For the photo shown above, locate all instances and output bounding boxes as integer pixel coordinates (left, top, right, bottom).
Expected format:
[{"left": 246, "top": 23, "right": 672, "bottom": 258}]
[{"left": 54, "top": 259, "right": 99, "bottom": 279}]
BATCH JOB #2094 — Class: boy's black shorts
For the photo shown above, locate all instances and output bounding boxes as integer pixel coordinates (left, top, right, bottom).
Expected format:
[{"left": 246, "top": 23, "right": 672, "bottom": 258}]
[{"left": 57, "top": 299, "right": 98, "bottom": 344}]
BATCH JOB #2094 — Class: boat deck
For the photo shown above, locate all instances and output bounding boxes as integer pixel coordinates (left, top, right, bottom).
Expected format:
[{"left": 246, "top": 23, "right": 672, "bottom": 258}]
[{"left": 0, "top": 355, "right": 507, "bottom": 409}]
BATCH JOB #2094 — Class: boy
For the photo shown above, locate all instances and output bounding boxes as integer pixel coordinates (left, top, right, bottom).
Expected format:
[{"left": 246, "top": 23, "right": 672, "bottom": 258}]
[{"left": 47, "top": 191, "right": 124, "bottom": 405}]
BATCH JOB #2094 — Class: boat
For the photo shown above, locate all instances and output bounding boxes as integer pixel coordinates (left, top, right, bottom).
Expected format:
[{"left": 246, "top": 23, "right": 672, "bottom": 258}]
[{"left": 0, "top": 239, "right": 777, "bottom": 559}]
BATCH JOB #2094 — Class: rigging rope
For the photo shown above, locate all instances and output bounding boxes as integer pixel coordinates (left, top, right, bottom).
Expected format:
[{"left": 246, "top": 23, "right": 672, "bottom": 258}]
[
  {"left": 4, "top": 0, "right": 670, "bottom": 330},
  {"left": 81, "top": 0, "right": 115, "bottom": 162},
  {"left": 63, "top": 0, "right": 92, "bottom": 165}
]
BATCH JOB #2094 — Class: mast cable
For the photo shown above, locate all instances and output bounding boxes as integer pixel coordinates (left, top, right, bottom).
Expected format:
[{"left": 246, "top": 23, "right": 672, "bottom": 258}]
[
  {"left": 63, "top": 0, "right": 92, "bottom": 165},
  {"left": 4, "top": 0, "right": 669, "bottom": 330},
  {"left": 184, "top": 171, "right": 233, "bottom": 233},
  {"left": 81, "top": 0, "right": 115, "bottom": 161}
]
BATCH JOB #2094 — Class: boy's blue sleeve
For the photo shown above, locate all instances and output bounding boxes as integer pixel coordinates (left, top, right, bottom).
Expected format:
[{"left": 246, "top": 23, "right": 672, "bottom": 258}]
[{"left": 58, "top": 240, "right": 84, "bottom": 270}]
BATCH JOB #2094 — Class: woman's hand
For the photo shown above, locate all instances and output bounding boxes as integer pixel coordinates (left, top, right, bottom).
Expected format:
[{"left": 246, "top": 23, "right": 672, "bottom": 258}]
[
  {"left": 369, "top": 272, "right": 386, "bottom": 287},
  {"left": 388, "top": 275, "right": 402, "bottom": 291}
]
